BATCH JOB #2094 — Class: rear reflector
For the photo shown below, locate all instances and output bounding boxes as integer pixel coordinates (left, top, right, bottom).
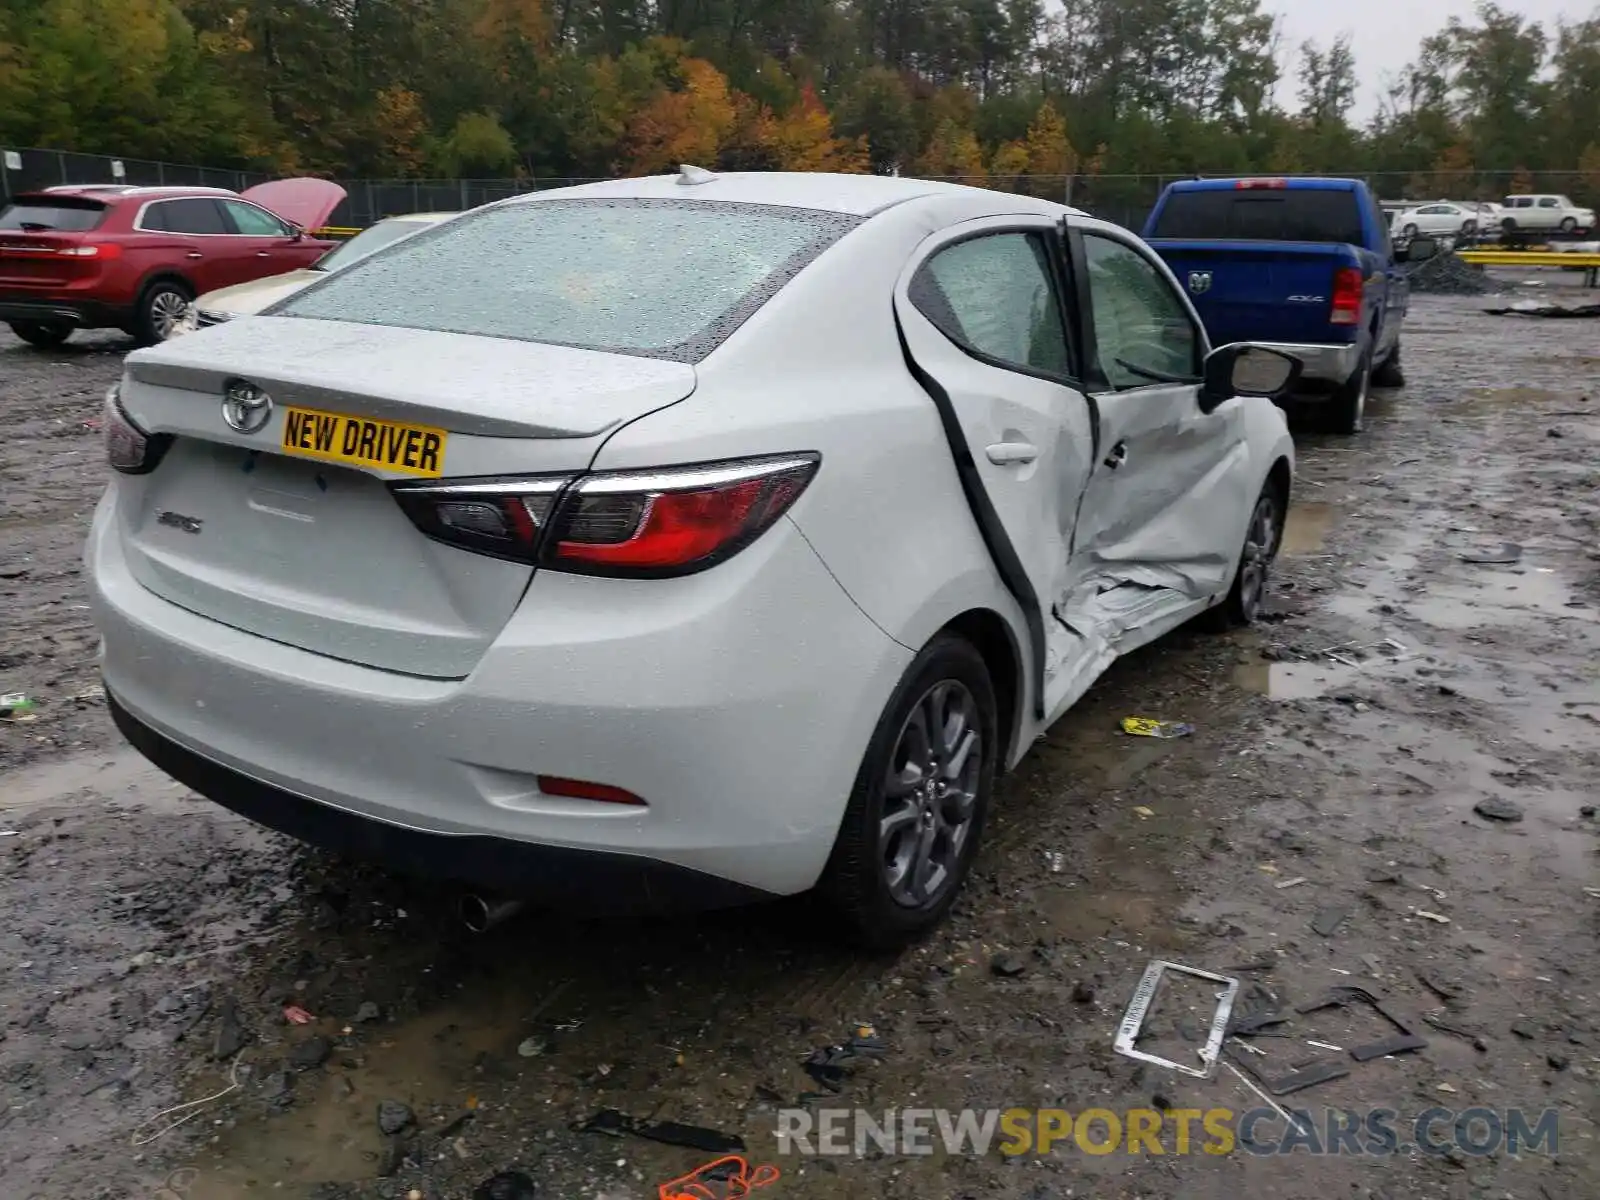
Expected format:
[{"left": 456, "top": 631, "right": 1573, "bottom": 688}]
[
  {"left": 392, "top": 453, "right": 820, "bottom": 577},
  {"left": 1235, "top": 178, "right": 1288, "bottom": 190},
  {"left": 1329, "top": 267, "right": 1365, "bottom": 325},
  {"left": 537, "top": 776, "right": 646, "bottom": 806}
]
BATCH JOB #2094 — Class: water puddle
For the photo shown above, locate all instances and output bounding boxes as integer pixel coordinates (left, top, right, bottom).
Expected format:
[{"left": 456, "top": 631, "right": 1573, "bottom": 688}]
[{"left": 1280, "top": 501, "right": 1337, "bottom": 556}]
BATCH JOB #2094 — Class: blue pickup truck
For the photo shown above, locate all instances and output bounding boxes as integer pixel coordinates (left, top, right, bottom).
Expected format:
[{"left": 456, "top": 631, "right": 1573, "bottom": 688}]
[{"left": 1142, "top": 177, "right": 1433, "bottom": 434}]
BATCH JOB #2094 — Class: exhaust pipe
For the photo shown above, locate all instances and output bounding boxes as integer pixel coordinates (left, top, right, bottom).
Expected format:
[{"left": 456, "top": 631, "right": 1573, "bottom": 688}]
[{"left": 457, "top": 893, "right": 526, "bottom": 934}]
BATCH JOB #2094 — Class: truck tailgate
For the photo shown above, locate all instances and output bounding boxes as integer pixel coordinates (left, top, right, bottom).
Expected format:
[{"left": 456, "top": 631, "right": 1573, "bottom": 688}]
[{"left": 1146, "top": 240, "right": 1364, "bottom": 346}]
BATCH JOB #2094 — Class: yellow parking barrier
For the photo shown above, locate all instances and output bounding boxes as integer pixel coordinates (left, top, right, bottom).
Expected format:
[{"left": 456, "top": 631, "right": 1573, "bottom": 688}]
[{"left": 1454, "top": 249, "right": 1600, "bottom": 286}]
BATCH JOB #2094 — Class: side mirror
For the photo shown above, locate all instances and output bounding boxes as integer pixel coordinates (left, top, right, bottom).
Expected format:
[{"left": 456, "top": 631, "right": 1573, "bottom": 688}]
[
  {"left": 1403, "top": 236, "right": 1437, "bottom": 262},
  {"left": 1198, "top": 344, "right": 1302, "bottom": 413},
  {"left": 289, "top": 224, "right": 305, "bottom": 242}
]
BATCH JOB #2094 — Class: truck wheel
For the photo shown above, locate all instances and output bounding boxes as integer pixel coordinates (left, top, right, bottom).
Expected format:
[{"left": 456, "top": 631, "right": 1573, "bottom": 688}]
[
  {"left": 819, "top": 634, "right": 997, "bottom": 950},
  {"left": 1559, "top": 217, "right": 1577, "bottom": 233},
  {"left": 8, "top": 320, "right": 73, "bottom": 349},
  {"left": 1326, "top": 352, "right": 1371, "bottom": 435},
  {"left": 1501, "top": 217, "right": 1518, "bottom": 233},
  {"left": 133, "top": 280, "right": 192, "bottom": 346},
  {"left": 1372, "top": 341, "right": 1405, "bottom": 388}
]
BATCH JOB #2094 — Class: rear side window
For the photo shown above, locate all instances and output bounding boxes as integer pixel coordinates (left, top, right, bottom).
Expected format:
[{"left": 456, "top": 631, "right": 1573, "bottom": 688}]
[
  {"left": 0, "top": 198, "right": 108, "bottom": 232},
  {"left": 909, "top": 232, "right": 1072, "bottom": 378},
  {"left": 1150, "top": 189, "right": 1365, "bottom": 245},
  {"left": 273, "top": 198, "right": 862, "bottom": 363},
  {"left": 141, "top": 199, "right": 229, "bottom": 235},
  {"left": 222, "top": 200, "right": 290, "bottom": 236}
]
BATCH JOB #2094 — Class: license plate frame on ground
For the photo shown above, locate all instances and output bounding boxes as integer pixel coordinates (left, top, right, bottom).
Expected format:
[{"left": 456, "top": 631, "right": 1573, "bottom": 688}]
[
  {"left": 1113, "top": 959, "right": 1240, "bottom": 1079},
  {"left": 278, "top": 405, "right": 448, "bottom": 478}
]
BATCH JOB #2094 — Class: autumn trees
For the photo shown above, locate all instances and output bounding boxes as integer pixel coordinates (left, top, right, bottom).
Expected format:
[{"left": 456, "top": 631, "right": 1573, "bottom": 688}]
[{"left": 0, "top": 0, "right": 1597, "bottom": 201}]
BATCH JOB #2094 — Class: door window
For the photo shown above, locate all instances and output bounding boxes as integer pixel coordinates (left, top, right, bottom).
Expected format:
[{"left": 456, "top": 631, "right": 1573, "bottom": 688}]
[
  {"left": 1081, "top": 234, "right": 1202, "bottom": 389},
  {"left": 142, "top": 198, "right": 228, "bottom": 235},
  {"left": 222, "top": 200, "right": 292, "bottom": 236},
  {"left": 1538, "top": 197, "right": 1558, "bottom": 208},
  {"left": 909, "top": 232, "right": 1072, "bottom": 378}
]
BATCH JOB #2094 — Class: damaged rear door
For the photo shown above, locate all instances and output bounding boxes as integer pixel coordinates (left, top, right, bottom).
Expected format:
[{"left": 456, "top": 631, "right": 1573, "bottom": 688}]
[
  {"left": 893, "top": 218, "right": 1097, "bottom": 721},
  {"left": 1060, "top": 226, "right": 1249, "bottom": 651}
]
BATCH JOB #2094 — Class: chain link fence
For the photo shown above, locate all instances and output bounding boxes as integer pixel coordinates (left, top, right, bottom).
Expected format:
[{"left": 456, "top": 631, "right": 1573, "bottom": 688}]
[{"left": 3, "top": 146, "right": 1594, "bottom": 235}]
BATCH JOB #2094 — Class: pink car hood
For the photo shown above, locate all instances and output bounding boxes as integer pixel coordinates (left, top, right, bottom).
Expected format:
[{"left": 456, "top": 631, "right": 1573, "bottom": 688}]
[{"left": 240, "top": 178, "right": 348, "bottom": 231}]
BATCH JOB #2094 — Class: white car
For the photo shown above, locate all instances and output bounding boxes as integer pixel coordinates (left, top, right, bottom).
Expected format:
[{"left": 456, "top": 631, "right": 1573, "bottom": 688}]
[
  {"left": 1390, "top": 202, "right": 1482, "bottom": 239},
  {"left": 87, "top": 169, "right": 1299, "bottom": 945},
  {"left": 1499, "top": 194, "right": 1596, "bottom": 234}
]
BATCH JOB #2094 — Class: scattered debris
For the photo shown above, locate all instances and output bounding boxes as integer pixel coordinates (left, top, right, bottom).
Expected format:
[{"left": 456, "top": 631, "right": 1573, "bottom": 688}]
[
  {"left": 1459, "top": 543, "right": 1523, "bottom": 565},
  {"left": 211, "top": 999, "right": 249, "bottom": 1060},
  {"left": 282, "top": 1005, "right": 315, "bottom": 1025},
  {"left": 378, "top": 1099, "right": 416, "bottom": 1136},
  {"left": 802, "top": 1027, "right": 888, "bottom": 1092},
  {"left": 1071, "top": 980, "right": 1097, "bottom": 1004},
  {"left": 1310, "top": 905, "right": 1351, "bottom": 937},
  {"left": 1120, "top": 717, "right": 1194, "bottom": 739},
  {"left": 990, "top": 953, "right": 1026, "bottom": 978},
  {"left": 354, "top": 1001, "right": 382, "bottom": 1024},
  {"left": 1274, "top": 876, "right": 1308, "bottom": 890},
  {"left": 1404, "top": 250, "right": 1508, "bottom": 295},
  {"left": 1131, "top": 805, "right": 1155, "bottom": 819},
  {"left": 1113, "top": 960, "right": 1239, "bottom": 1079},
  {"left": 1043, "top": 850, "right": 1065, "bottom": 873},
  {"left": 1414, "top": 910, "right": 1451, "bottom": 924},
  {"left": 1473, "top": 796, "right": 1525, "bottom": 823},
  {"left": 1546, "top": 1053, "right": 1570, "bottom": 1071},
  {"left": 1266, "top": 1059, "right": 1350, "bottom": 1096},
  {"left": 581, "top": 1108, "right": 746, "bottom": 1154},
  {"left": 0, "top": 692, "right": 37, "bottom": 722},
  {"left": 1296, "top": 985, "right": 1429, "bottom": 1062},
  {"left": 1422, "top": 1013, "right": 1489, "bottom": 1052},
  {"left": 656, "top": 1156, "right": 780, "bottom": 1200},
  {"left": 1306, "top": 1040, "right": 1344, "bottom": 1052},
  {"left": 1484, "top": 301, "right": 1600, "bottom": 319}
]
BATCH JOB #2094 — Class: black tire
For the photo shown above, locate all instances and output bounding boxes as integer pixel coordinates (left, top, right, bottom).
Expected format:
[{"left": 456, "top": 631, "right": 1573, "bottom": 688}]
[
  {"left": 1402, "top": 223, "right": 1418, "bottom": 238},
  {"left": 1202, "top": 482, "right": 1285, "bottom": 631},
  {"left": 133, "top": 279, "right": 192, "bottom": 346},
  {"left": 1325, "top": 350, "right": 1372, "bottom": 435},
  {"left": 1501, "top": 217, "right": 1518, "bottom": 232},
  {"left": 1372, "top": 340, "right": 1405, "bottom": 388},
  {"left": 1559, "top": 217, "right": 1577, "bottom": 233},
  {"left": 819, "top": 634, "right": 998, "bottom": 949},
  {"left": 8, "top": 320, "right": 73, "bottom": 349}
]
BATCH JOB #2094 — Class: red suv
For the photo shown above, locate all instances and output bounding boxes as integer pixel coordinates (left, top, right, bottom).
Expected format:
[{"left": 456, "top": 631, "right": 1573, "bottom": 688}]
[{"left": 0, "top": 179, "right": 346, "bottom": 347}]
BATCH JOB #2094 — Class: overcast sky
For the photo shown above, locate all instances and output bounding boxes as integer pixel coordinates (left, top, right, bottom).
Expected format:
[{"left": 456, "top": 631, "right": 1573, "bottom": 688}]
[{"left": 1270, "top": 0, "right": 1595, "bottom": 121}]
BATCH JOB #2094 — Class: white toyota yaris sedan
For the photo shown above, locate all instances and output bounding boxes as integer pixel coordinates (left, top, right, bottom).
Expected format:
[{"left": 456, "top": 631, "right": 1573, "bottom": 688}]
[{"left": 87, "top": 169, "right": 1299, "bottom": 946}]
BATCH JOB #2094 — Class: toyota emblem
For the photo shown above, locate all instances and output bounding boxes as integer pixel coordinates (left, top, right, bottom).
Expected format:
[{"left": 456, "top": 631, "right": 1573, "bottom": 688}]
[
  {"left": 1187, "top": 271, "right": 1213, "bottom": 295},
  {"left": 222, "top": 380, "right": 273, "bottom": 434}
]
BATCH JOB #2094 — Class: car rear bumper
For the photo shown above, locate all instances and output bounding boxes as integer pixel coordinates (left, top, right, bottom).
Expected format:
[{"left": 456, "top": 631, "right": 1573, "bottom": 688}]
[
  {"left": 0, "top": 296, "right": 129, "bottom": 329},
  {"left": 1254, "top": 340, "right": 1361, "bottom": 388},
  {"left": 87, "top": 488, "right": 913, "bottom": 901},
  {"left": 106, "top": 690, "right": 768, "bottom": 913}
]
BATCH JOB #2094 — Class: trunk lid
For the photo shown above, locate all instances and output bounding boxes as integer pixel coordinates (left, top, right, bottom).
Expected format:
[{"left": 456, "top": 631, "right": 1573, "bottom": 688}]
[
  {"left": 113, "top": 317, "right": 696, "bottom": 677},
  {"left": 0, "top": 229, "right": 90, "bottom": 287},
  {"left": 1147, "top": 241, "right": 1365, "bottom": 346}
]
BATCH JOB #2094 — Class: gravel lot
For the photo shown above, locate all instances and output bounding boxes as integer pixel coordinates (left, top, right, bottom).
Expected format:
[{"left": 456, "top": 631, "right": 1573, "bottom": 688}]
[{"left": 2, "top": 283, "right": 1597, "bottom": 1200}]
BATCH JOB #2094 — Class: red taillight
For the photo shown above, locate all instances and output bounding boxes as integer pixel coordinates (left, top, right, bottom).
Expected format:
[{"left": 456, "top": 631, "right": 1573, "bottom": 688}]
[
  {"left": 103, "top": 386, "right": 172, "bottom": 475},
  {"left": 391, "top": 453, "right": 820, "bottom": 577},
  {"left": 1329, "top": 267, "right": 1364, "bottom": 326},
  {"left": 1235, "top": 178, "right": 1288, "bottom": 190},
  {"left": 59, "top": 241, "right": 122, "bottom": 259},
  {"left": 537, "top": 776, "right": 646, "bottom": 806}
]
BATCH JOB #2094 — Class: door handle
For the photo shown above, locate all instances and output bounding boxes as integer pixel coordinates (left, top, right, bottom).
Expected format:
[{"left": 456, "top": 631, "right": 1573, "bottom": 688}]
[
  {"left": 256, "top": 251, "right": 271, "bottom": 257},
  {"left": 985, "top": 441, "right": 1038, "bottom": 465},
  {"left": 1103, "top": 441, "right": 1128, "bottom": 470},
  {"left": 186, "top": 251, "right": 203, "bottom": 259}
]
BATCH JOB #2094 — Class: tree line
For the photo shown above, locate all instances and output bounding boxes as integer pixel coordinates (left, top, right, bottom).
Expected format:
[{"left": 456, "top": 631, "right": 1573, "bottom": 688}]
[{"left": 1, "top": 0, "right": 1597, "bottom": 195}]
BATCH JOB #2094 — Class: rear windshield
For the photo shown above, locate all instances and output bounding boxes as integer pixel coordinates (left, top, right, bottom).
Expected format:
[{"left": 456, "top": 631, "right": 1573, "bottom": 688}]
[
  {"left": 1150, "top": 189, "right": 1365, "bottom": 245},
  {"left": 0, "top": 197, "right": 109, "bottom": 232},
  {"left": 273, "top": 198, "right": 862, "bottom": 362}
]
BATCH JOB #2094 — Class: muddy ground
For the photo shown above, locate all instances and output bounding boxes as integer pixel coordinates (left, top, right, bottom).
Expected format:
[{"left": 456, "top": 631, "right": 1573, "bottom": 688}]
[{"left": 2, "top": 283, "right": 1597, "bottom": 1200}]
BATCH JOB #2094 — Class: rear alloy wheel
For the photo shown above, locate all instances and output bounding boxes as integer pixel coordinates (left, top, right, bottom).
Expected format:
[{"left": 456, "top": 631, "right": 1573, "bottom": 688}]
[
  {"left": 1204, "top": 485, "right": 1284, "bottom": 629},
  {"left": 1326, "top": 350, "right": 1372, "bottom": 435},
  {"left": 1402, "top": 223, "right": 1419, "bottom": 238},
  {"left": 134, "top": 281, "right": 192, "bottom": 346},
  {"left": 1559, "top": 217, "right": 1578, "bottom": 233},
  {"left": 820, "top": 635, "right": 996, "bottom": 949},
  {"left": 8, "top": 320, "right": 73, "bottom": 349},
  {"left": 1372, "top": 340, "right": 1405, "bottom": 388}
]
